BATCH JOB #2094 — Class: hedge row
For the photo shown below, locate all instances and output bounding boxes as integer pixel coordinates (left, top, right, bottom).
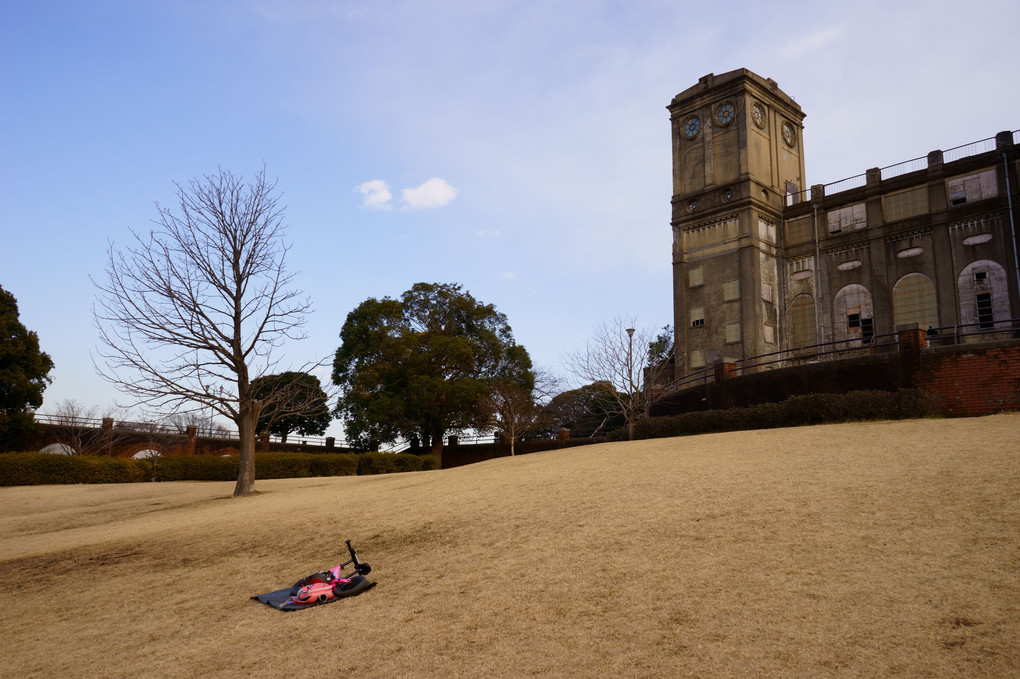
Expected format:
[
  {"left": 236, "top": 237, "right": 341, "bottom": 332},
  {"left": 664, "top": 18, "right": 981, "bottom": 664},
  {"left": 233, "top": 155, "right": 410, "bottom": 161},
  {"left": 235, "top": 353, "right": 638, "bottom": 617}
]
[
  {"left": 0, "top": 451, "right": 437, "bottom": 486},
  {"left": 632, "top": 389, "right": 941, "bottom": 441}
]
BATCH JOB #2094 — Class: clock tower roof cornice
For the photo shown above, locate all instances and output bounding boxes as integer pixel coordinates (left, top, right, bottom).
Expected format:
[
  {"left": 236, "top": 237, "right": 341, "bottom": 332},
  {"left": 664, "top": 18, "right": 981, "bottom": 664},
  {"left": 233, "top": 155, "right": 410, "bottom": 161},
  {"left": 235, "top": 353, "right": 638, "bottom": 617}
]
[{"left": 668, "top": 68, "right": 802, "bottom": 117}]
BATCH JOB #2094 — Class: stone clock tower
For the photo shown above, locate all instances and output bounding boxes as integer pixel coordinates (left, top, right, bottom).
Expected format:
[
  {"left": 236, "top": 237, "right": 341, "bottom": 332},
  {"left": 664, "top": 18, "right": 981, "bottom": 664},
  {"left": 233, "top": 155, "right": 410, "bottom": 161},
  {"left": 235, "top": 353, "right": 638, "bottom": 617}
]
[{"left": 668, "top": 69, "right": 806, "bottom": 377}]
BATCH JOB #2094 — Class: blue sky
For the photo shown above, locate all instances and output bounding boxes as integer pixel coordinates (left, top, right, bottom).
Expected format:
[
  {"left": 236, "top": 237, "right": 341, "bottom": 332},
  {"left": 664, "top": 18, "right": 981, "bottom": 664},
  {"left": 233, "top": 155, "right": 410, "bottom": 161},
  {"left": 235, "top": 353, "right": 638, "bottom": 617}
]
[{"left": 2, "top": 0, "right": 1018, "bottom": 437}]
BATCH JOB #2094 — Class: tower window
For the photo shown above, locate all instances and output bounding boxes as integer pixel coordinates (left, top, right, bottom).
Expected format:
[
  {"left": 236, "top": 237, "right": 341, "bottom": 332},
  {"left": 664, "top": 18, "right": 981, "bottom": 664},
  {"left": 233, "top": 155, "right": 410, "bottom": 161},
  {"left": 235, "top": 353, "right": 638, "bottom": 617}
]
[
  {"left": 723, "top": 280, "right": 740, "bottom": 301},
  {"left": 975, "top": 271, "right": 987, "bottom": 283},
  {"left": 725, "top": 322, "right": 741, "bottom": 344},
  {"left": 690, "top": 307, "right": 705, "bottom": 328},
  {"left": 688, "top": 268, "right": 704, "bottom": 287}
]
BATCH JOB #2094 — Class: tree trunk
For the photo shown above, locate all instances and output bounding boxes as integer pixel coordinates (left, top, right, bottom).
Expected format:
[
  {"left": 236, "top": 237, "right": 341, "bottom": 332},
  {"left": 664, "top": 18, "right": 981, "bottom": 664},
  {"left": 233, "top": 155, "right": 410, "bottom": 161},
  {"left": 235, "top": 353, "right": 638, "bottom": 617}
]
[
  {"left": 627, "top": 414, "right": 635, "bottom": 441},
  {"left": 233, "top": 408, "right": 257, "bottom": 496},
  {"left": 430, "top": 425, "right": 444, "bottom": 468}
]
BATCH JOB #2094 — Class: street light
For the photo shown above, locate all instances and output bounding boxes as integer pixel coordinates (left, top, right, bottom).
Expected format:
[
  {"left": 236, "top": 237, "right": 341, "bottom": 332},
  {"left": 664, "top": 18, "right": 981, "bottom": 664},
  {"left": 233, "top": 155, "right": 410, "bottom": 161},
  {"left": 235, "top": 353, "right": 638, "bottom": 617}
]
[{"left": 626, "top": 327, "right": 635, "bottom": 440}]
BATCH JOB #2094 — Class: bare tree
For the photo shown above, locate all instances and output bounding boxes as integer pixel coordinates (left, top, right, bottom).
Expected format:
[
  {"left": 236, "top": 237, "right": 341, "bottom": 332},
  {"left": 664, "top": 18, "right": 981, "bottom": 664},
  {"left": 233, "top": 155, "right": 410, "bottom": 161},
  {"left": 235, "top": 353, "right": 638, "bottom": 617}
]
[
  {"left": 164, "top": 411, "right": 231, "bottom": 438},
  {"left": 563, "top": 318, "right": 671, "bottom": 440},
  {"left": 43, "top": 399, "right": 129, "bottom": 455},
  {"left": 92, "top": 167, "right": 316, "bottom": 495},
  {"left": 488, "top": 367, "right": 562, "bottom": 455}
]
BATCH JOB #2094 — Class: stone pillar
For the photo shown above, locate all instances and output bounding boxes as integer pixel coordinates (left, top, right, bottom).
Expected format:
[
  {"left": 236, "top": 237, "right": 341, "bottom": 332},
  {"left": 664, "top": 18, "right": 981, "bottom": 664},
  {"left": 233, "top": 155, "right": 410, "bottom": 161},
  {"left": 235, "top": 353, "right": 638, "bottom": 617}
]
[
  {"left": 897, "top": 325, "right": 927, "bottom": 388},
  {"left": 714, "top": 362, "right": 738, "bottom": 381},
  {"left": 447, "top": 435, "right": 458, "bottom": 447},
  {"left": 325, "top": 437, "right": 335, "bottom": 450},
  {"left": 186, "top": 425, "right": 197, "bottom": 456},
  {"left": 558, "top": 428, "right": 570, "bottom": 447},
  {"left": 101, "top": 418, "right": 114, "bottom": 457}
]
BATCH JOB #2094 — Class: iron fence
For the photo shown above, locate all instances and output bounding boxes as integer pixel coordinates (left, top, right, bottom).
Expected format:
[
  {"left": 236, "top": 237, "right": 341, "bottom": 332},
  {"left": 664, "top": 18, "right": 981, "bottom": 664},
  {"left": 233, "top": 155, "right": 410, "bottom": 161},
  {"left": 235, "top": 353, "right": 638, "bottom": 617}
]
[{"left": 663, "top": 319, "right": 1019, "bottom": 397}]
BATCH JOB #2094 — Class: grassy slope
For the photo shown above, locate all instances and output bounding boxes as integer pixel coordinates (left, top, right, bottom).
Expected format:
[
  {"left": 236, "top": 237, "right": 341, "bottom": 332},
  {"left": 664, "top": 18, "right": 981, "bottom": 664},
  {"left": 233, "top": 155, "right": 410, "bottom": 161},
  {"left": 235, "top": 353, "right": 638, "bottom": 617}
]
[{"left": 1, "top": 414, "right": 1018, "bottom": 678}]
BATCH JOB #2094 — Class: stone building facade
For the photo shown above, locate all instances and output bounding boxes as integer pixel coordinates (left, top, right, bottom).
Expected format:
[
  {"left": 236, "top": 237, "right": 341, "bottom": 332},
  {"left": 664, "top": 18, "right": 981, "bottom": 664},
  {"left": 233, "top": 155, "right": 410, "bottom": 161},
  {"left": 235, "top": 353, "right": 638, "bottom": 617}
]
[{"left": 668, "top": 68, "right": 1019, "bottom": 381}]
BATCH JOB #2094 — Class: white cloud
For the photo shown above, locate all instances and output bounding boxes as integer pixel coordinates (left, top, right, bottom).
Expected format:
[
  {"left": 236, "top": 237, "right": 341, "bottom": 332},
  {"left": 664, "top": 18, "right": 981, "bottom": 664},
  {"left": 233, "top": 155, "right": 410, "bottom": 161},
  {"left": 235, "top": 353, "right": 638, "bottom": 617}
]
[
  {"left": 355, "top": 179, "right": 393, "bottom": 210},
  {"left": 475, "top": 229, "right": 501, "bottom": 238},
  {"left": 781, "top": 26, "right": 843, "bottom": 57},
  {"left": 498, "top": 271, "right": 516, "bottom": 280},
  {"left": 400, "top": 178, "right": 457, "bottom": 210}
]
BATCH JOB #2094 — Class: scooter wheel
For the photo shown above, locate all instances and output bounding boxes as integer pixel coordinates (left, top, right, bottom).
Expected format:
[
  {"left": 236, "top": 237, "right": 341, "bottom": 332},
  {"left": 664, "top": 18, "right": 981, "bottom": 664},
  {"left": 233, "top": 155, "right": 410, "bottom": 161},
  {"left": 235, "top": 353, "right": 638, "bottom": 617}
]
[{"left": 356, "top": 562, "right": 372, "bottom": 575}]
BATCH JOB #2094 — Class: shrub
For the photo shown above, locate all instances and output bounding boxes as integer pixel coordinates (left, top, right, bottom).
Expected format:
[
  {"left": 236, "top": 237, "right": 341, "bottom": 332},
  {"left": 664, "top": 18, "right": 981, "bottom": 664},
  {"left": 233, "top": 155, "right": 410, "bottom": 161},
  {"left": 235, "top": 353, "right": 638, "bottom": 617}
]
[
  {"left": 0, "top": 450, "right": 432, "bottom": 485},
  {"left": 357, "top": 452, "right": 438, "bottom": 475},
  {"left": 0, "top": 452, "right": 147, "bottom": 486},
  {"left": 254, "top": 452, "right": 359, "bottom": 479},
  {"left": 633, "top": 389, "right": 940, "bottom": 441}
]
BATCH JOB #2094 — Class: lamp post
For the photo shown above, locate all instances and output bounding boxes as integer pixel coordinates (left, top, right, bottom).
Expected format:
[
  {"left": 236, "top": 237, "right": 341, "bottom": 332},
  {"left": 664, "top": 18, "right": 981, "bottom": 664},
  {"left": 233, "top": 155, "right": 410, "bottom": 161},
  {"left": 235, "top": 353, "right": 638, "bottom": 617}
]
[{"left": 626, "top": 327, "right": 635, "bottom": 440}]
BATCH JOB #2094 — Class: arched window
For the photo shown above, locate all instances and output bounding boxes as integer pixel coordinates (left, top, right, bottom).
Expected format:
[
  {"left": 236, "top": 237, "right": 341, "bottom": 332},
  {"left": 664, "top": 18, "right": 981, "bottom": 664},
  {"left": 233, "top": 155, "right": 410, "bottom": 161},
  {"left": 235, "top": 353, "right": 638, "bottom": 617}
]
[
  {"left": 893, "top": 273, "right": 938, "bottom": 331},
  {"left": 958, "top": 260, "right": 1011, "bottom": 332},
  {"left": 790, "top": 294, "right": 816, "bottom": 349},
  {"left": 833, "top": 284, "right": 875, "bottom": 345}
]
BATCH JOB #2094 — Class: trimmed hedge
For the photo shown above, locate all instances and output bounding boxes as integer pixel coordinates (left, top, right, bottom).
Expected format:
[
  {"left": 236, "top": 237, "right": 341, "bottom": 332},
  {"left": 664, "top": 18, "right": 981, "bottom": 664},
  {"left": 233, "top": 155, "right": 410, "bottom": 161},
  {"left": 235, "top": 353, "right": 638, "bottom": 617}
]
[
  {"left": 0, "top": 451, "right": 435, "bottom": 486},
  {"left": 633, "top": 389, "right": 940, "bottom": 441}
]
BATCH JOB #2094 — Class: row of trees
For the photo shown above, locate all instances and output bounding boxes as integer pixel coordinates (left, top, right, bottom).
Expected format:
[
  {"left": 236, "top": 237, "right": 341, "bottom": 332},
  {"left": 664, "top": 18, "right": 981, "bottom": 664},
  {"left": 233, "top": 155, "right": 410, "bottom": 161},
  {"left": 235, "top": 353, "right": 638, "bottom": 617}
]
[{"left": 3, "top": 168, "right": 674, "bottom": 496}]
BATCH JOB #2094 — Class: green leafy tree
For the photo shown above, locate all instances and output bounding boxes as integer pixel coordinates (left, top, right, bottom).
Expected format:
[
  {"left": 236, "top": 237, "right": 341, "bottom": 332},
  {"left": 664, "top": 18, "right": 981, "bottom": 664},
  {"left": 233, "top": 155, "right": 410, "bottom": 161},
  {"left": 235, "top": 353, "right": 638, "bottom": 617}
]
[
  {"left": 332, "top": 282, "right": 534, "bottom": 463},
  {"left": 251, "top": 371, "right": 331, "bottom": 442},
  {"left": 544, "top": 382, "right": 625, "bottom": 438},
  {"left": 0, "top": 285, "right": 54, "bottom": 449}
]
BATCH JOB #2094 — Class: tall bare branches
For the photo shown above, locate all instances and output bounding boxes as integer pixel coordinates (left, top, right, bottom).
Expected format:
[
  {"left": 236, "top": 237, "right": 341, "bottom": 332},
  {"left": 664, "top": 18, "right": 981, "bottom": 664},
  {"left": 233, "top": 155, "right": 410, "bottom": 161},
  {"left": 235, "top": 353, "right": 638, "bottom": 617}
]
[
  {"left": 563, "top": 317, "right": 669, "bottom": 440},
  {"left": 92, "top": 167, "right": 314, "bottom": 495}
]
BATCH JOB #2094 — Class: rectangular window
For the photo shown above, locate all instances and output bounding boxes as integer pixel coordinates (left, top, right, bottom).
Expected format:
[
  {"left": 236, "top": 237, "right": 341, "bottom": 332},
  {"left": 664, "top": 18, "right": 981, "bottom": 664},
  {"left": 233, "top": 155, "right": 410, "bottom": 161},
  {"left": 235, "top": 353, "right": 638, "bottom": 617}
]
[
  {"left": 688, "top": 268, "right": 703, "bottom": 287},
  {"left": 977, "top": 293, "right": 993, "bottom": 329},
  {"left": 883, "top": 187, "right": 929, "bottom": 222},
  {"left": 725, "top": 322, "right": 741, "bottom": 344},
  {"left": 690, "top": 350, "right": 705, "bottom": 368},
  {"left": 948, "top": 169, "right": 998, "bottom": 206},
  {"left": 786, "top": 216, "right": 812, "bottom": 245},
  {"left": 827, "top": 203, "right": 867, "bottom": 234},
  {"left": 690, "top": 307, "right": 705, "bottom": 327},
  {"left": 861, "top": 317, "right": 874, "bottom": 343},
  {"left": 761, "top": 283, "right": 773, "bottom": 303},
  {"left": 723, "top": 280, "right": 740, "bottom": 301}
]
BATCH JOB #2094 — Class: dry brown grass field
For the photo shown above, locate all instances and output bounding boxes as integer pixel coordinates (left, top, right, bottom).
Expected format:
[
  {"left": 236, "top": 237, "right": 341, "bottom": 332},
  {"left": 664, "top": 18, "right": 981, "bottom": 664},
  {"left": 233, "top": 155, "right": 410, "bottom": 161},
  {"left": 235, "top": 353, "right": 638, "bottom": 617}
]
[{"left": 1, "top": 415, "right": 1018, "bottom": 678}]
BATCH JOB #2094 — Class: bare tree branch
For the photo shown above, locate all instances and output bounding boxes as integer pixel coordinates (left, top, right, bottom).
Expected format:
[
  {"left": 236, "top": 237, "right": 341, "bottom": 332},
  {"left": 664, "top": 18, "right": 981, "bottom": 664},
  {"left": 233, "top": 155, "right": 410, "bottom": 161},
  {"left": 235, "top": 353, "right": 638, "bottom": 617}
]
[
  {"left": 563, "top": 317, "right": 670, "bottom": 440},
  {"left": 91, "top": 166, "right": 319, "bottom": 494}
]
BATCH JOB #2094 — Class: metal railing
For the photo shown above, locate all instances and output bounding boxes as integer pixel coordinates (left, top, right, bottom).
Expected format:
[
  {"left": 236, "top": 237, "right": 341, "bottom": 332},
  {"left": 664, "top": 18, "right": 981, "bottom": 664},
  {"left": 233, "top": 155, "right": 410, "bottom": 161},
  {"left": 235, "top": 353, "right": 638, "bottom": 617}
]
[
  {"left": 737, "top": 332, "right": 899, "bottom": 375},
  {"left": 943, "top": 137, "right": 998, "bottom": 164},
  {"left": 663, "top": 319, "right": 1019, "bottom": 398},
  {"left": 32, "top": 413, "right": 346, "bottom": 448},
  {"left": 786, "top": 131, "right": 1015, "bottom": 205},
  {"left": 922, "top": 319, "right": 1020, "bottom": 346},
  {"left": 821, "top": 173, "right": 867, "bottom": 196},
  {"left": 879, "top": 155, "right": 927, "bottom": 181}
]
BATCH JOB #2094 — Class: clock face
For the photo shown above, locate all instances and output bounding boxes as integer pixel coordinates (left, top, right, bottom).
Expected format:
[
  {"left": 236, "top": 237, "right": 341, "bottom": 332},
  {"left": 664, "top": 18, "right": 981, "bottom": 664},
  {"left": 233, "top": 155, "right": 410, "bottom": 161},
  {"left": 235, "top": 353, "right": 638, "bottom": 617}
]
[
  {"left": 687, "top": 199, "right": 698, "bottom": 213},
  {"left": 751, "top": 103, "right": 766, "bottom": 128},
  {"left": 715, "top": 102, "right": 736, "bottom": 126},
  {"left": 722, "top": 188, "right": 734, "bottom": 203},
  {"left": 682, "top": 116, "right": 701, "bottom": 139},
  {"left": 782, "top": 121, "right": 796, "bottom": 147}
]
